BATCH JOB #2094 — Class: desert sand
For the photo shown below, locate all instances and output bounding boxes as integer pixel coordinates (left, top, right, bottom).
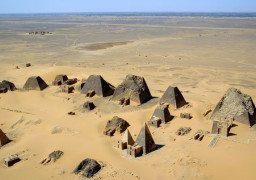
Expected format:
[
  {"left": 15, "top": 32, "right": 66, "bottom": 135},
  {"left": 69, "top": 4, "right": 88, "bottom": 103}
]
[{"left": 0, "top": 15, "right": 256, "bottom": 180}]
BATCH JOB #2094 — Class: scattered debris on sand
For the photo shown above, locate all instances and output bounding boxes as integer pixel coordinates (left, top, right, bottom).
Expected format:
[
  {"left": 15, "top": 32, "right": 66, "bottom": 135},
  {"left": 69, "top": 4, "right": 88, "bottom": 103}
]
[
  {"left": 68, "top": 112, "right": 76, "bottom": 116},
  {"left": 41, "top": 150, "right": 64, "bottom": 165},
  {"left": 0, "top": 129, "right": 11, "bottom": 147},
  {"left": 103, "top": 116, "right": 130, "bottom": 136},
  {"left": 180, "top": 113, "right": 192, "bottom": 119},
  {"left": 176, "top": 127, "right": 192, "bottom": 136},
  {"left": 4, "top": 154, "right": 21, "bottom": 167},
  {"left": 210, "top": 88, "right": 256, "bottom": 126},
  {"left": 73, "top": 158, "right": 101, "bottom": 178},
  {"left": 81, "top": 75, "right": 115, "bottom": 97},
  {"left": 25, "top": 63, "right": 31, "bottom": 67},
  {"left": 111, "top": 74, "right": 152, "bottom": 105},
  {"left": 203, "top": 109, "right": 212, "bottom": 117},
  {"left": 194, "top": 130, "right": 210, "bottom": 141},
  {"left": 160, "top": 86, "right": 187, "bottom": 109},
  {"left": 148, "top": 105, "right": 172, "bottom": 128},
  {"left": 23, "top": 76, "right": 48, "bottom": 91}
]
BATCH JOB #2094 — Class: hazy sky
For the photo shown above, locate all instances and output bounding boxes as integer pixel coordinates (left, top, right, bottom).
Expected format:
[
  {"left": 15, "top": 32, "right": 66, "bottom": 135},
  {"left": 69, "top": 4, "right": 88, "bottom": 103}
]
[{"left": 0, "top": 0, "right": 256, "bottom": 14}]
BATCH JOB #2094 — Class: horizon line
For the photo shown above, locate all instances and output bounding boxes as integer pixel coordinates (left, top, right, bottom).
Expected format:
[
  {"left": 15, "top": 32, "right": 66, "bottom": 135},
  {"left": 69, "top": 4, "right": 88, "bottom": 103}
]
[{"left": 1, "top": 11, "right": 256, "bottom": 15}]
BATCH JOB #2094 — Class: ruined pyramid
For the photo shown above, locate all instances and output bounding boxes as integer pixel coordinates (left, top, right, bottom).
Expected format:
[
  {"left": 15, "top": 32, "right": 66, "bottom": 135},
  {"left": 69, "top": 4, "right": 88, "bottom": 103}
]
[
  {"left": 135, "top": 123, "right": 156, "bottom": 155},
  {"left": 210, "top": 88, "right": 256, "bottom": 127},
  {"left": 111, "top": 74, "right": 152, "bottom": 105},
  {"left": 52, "top": 74, "right": 68, "bottom": 86},
  {"left": 23, "top": 76, "right": 48, "bottom": 91},
  {"left": 159, "top": 86, "right": 187, "bottom": 109},
  {"left": 81, "top": 75, "right": 115, "bottom": 97},
  {"left": 0, "top": 80, "right": 16, "bottom": 91}
]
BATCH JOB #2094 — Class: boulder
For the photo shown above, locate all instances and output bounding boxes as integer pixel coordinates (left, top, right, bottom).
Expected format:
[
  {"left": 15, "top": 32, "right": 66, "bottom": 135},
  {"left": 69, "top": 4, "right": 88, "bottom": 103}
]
[
  {"left": 103, "top": 116, "right": 130, "bottom": 136},
  {"left": 210, "top": 88, "right": 256, "bottom": 126},
  {"left": 0, "top": 80, "right": 16, "bottom": 91},
  {"left": 111, "top": 75, "right": 152, "bottom": 105},
  {"left": 73, "top": 158, "right": 101, "bottom": 178}
]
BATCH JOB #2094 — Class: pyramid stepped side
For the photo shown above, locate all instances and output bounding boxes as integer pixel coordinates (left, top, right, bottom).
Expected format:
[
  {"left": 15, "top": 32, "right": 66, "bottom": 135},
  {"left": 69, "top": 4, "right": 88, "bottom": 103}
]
[{"left": 159, "top": 86, "right": 187, "bottom": 109}]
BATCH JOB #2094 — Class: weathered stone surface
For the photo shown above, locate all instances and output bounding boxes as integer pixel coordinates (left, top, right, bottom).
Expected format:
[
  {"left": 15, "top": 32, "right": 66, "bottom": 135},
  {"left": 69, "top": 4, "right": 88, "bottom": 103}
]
[
  {"left": 23, "top": 76, "right": 48, "bottom": 91},
  {"left": 41, "top": 150, "right": 64, "bottom": 165},
  {"left": 73, "top": 158, "right": 101, "bottom": 178},
  {"left": 104, "top": 116, "right": 130, "bottom": 136},
  {"left": 52, "top": 74, "right": 68, "bottom": 86},
  {"left": 180, "top": 113, "right": 192, "bottom": 119},
  {"left": 112, "top": 75, "right": 152, "bottom": 105},
  {"left": 81, "top": 75, "right": 115, "bottom": 97},
  {"left": 160, "top": 86, "right": 187, "bottom": 109},
  {"left": 64, "top": 78, "right": 78, "bottom": 85},
  {"left": 135, "top": 123, "right": 156, "bottom": 155},
  {"left": 0, "top": 80, "right": 16, "bottom": 91},
  {"left": 176, "top": 127, "right": 192, "bottom": 136},
  {"left": 210, "top": 88, "right": 256, "bottom": 126},
  {"left": 48, "top": 150, "right": 63, "bottom": 161}
]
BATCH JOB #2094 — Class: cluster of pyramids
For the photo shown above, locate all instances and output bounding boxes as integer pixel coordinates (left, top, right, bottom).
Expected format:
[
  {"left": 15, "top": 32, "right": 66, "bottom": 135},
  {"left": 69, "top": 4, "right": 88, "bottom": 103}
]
[{"left": 116, "top": 123, "right": 156, "bottom": 157}]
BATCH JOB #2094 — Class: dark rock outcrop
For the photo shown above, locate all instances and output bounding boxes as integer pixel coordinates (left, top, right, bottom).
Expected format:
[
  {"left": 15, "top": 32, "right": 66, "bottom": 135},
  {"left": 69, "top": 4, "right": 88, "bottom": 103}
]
[
  {"left": 104, "top": 116, "right": 130, "bottom": 136},
  {"left": 73, "top": 158, "right": 101, "bottom": 178},
  {"left": 0, "top": 80, "right": 16, "bottom": 91}
]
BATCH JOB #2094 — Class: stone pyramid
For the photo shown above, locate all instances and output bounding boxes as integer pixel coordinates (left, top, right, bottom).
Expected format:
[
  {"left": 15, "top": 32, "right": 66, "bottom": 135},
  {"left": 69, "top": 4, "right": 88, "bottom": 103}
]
[
  {"left": 135, "top": 123, "right": 156, "bottom": 155},
  {"left": 0, "top": 129, "right": 10, "bottom": 147},
  {"left": 210, "top": 88, "right": 256, "bottom": 127},
  {"left": 159, "top": 86, "right": 187, "bottom": 109},
  {"left": 111, "top": 75, "right": 152, "bottom": 105},
  {"left": 150, "top": 105, "right": 171, "bottom": 123},
  {"left": 122, "top": 129, "right": 135, "bottom": 145},
  {"left": 81, "top": 75, "right": 115, "bottom": 97},
  {"left": 23, "top": 76, "right": 48, "bottom": 91},
  {"left": 52, "top": 74, "right": 68, "bottom": 86},
  {"left": 0, "top": 80, "right": 16, "bottom": 91}
]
